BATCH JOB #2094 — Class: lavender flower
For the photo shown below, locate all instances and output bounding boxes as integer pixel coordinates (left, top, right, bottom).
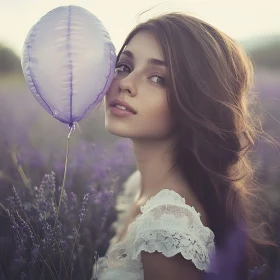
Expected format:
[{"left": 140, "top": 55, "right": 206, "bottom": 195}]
[
  {"left": 15, "top": 211, "right": 37, "bottom": 245},
  {"left": 248, "top": 264, "right": 269, "bottom": 280},
  {"left": 79, "top": 193, "right": 90, "bottom": 223},
  {"left": 15, "top": 256, "right": 27, "bottom": 266},
  {"left": 68, "top": 192, "right": 78, "bottom": 211},
  {"left": 9, "top": 211, "right": 20, "bottom": 231},
  {"left": 205, "top": 225, "right": 247, "bottom": 280},
  {"left": 1, "top": 140, "right": 141, "bottom": 279},
  {"left": 31, "top": 245, "right": 40, "bottom": 264},
  {"left": 12, "top": 185, "right": 23, "bottom": 210},
  {"left": 58, "top": 240, "right": 68, "bottom": 253}
]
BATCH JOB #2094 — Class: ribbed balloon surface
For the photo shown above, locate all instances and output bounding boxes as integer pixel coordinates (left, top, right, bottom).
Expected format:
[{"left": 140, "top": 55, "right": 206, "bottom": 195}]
[{"left": 21, "top": 5, "right": 116, "bottom": 124}]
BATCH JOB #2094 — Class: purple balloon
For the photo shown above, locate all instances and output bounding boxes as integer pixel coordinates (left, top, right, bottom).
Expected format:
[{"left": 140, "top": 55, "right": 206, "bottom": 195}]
[{"left": 21, "top": 5, "right": 116, "bottom": 125}]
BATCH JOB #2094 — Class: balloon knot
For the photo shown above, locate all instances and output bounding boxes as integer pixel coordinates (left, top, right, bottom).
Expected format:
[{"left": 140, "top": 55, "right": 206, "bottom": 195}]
[{"left": 68, "top": 122, "right": 75, "bottom": 138}]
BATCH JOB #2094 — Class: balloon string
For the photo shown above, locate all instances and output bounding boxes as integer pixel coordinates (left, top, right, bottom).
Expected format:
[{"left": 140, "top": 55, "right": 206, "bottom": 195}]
[
  {"left": 68, "top": 122, "right": 75, "bottom": 138},
  {"left": 54, "top": 123, "right": 75, "bottom": 232}
]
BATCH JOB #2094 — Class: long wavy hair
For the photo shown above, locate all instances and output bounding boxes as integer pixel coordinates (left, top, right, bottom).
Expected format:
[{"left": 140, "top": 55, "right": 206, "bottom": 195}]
[{"left": 116, "top": 13, "right": 279, "bottom": 278}]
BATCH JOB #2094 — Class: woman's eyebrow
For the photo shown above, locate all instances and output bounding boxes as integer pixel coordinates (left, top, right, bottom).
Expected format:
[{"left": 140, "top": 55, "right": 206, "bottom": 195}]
[{"left": 121, "top": 49, "right": 167, "bottom": 67}]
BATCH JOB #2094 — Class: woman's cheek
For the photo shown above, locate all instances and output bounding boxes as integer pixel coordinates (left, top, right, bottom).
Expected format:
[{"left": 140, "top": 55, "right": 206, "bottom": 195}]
[
  {"left": 149, "top": 95, "right": 170, "bottom": 117},
  {"left": 106, "top": 79, "right": 119, "bottom": 98}
]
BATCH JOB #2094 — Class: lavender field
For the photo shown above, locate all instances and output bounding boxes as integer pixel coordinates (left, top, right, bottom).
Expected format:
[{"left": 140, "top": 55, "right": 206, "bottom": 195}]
[
  {"left": 0, "top": 39, "right": 280, "bottom": 279},
  {"left": 0, "top": 73, "right": 137, "bottom": 279}
]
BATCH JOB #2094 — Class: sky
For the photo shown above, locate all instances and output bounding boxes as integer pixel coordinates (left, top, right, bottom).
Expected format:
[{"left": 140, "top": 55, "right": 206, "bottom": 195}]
[{"left": 0, "top": 0, "right": 280, "bottom": 56}]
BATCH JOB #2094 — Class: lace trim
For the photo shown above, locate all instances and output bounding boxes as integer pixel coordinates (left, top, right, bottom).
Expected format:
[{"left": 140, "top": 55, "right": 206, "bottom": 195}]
[
  {"left": 133, "top": 229, "right": 216, "bottom": 273},
  {"left": 140, "top": 189, "right": 200, "bottom": 216},
  {"left": 105, "top": 187, "right": 217, "bottom": 275},
  {"left": 135, "top": 190, "right": 216, "bottom": 273}
]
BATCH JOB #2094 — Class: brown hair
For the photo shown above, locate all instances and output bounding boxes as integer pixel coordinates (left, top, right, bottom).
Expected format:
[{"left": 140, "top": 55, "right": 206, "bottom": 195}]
[{"left": 117, "top": 13, "right": 279, "bottom": 277}]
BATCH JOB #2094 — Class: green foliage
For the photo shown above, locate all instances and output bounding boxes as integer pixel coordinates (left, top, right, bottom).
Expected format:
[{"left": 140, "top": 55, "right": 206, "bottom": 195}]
[
  {"left": 250, "top": 41, "right": 280, "bottom": 70},
  {"left": 242, "top": 35, "right": 280, "bottom": 70},
  {"left": 0, "top": 43, "right": 22, "bottom": 74}
]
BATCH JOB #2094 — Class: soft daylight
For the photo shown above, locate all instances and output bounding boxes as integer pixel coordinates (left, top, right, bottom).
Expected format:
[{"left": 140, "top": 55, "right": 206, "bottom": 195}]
[{"left": 0, "top": 1, "right": 280, "bottom": 280}]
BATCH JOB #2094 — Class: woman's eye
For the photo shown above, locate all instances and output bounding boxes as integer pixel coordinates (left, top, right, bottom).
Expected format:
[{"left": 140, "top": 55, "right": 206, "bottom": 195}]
[
  {"left": 150, "top": 76, "right": 166, "bottom": 86},
  {"left": 115, "top": 64, "right": 131, "bottom": 74}
]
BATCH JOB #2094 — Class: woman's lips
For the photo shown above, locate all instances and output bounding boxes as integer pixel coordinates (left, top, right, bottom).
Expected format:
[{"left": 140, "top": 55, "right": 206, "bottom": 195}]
[{"left": 109, "top": 106, "right": 136, "bottom": 117}]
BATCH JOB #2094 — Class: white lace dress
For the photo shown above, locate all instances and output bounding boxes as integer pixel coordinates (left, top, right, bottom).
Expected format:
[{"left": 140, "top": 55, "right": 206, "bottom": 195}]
[{"left": 96, "top": 171, "right": 217, "bottom": 280}]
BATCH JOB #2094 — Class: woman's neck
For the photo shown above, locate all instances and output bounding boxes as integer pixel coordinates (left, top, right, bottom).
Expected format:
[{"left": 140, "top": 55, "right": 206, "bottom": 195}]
[{"left": 131, "top": 137, "right": 186, "bottom": 201}]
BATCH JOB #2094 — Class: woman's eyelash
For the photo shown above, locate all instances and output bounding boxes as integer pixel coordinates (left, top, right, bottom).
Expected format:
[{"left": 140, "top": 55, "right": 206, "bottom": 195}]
[
  {"left": 115, "top": 63, "right": 166, "bottom": 86},
  {"left": 115, "top": 63, "right": 131, "bottom": 73},
  {"left": 150, "top": 75, "right": 166, "bottom": 86}
]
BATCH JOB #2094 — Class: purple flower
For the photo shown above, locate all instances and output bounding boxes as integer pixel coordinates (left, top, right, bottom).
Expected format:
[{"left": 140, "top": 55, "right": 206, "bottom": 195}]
[
  {"left": 15, "top": 256, "right": 27, "bottom": 266},
  {"left": 79, "top": 193, "right": 90, "bottom": 223},
  {"left": 59, "top": 240, "right": 68, "bottom": 253},
  {"left": 12, "top": 186, "right": 23, "bottom": 210},
  {"left": 68, "top": 192, "right": 78, "bottom": 211},
  {"left": 31, "top": 245, "right": 40, "bottom": 264},
  {"left": 2, "top": 138, "right": 136, "bottom": 279},
  {"left": 15, "top": 211, "right": 36, "bottom": 245},
  {"left": 205, "top": 225, "right": 247, "bottom": 280},
  {"left": 8, "top": 211, "right": 19, "bottom": 232}
]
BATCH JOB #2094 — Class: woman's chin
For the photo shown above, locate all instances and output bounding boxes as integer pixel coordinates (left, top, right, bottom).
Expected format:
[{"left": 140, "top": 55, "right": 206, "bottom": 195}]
[{"left": 105, "top": 126, "right": 132, "bottom": 138}]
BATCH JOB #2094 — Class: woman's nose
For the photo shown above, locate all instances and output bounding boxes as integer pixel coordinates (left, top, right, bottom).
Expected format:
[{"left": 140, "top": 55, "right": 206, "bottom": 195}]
[{"left": 118, "top": 73, "right": 137, "bottom": 97}]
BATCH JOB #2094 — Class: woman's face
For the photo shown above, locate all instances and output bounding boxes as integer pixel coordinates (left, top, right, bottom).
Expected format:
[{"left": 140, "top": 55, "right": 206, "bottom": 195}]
[{"left": 105, "top": 31, "right": 174, "bottom": 140}]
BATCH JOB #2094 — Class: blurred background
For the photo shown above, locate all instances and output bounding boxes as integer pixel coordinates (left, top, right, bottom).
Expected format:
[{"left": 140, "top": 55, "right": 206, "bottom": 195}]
[
  {"left": 0, "top": 0, "right": 280, "bottom": 279},
  {"left": 0, "top": 0, "right": 279, "bottom": 184}
]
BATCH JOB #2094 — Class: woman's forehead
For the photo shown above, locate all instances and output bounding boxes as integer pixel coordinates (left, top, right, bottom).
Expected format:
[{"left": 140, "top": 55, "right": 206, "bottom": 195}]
[{"left": 122, "top": 31, "right": 164, "bottom": 62}]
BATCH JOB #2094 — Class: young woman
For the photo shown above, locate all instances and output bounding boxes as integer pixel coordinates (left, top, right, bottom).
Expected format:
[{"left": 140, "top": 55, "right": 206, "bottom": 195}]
[{"left": 97, "top": 12, "right": 279, "bottom": 280}]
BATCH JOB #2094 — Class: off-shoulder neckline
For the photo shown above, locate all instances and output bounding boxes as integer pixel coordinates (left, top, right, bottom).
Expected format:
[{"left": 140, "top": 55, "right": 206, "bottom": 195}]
[
  {"left": 139, "top": 188, "right": 202, "bottom": 218},
  {"left": 112, "top": 188, "right": 210, "bottom": 246}
]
